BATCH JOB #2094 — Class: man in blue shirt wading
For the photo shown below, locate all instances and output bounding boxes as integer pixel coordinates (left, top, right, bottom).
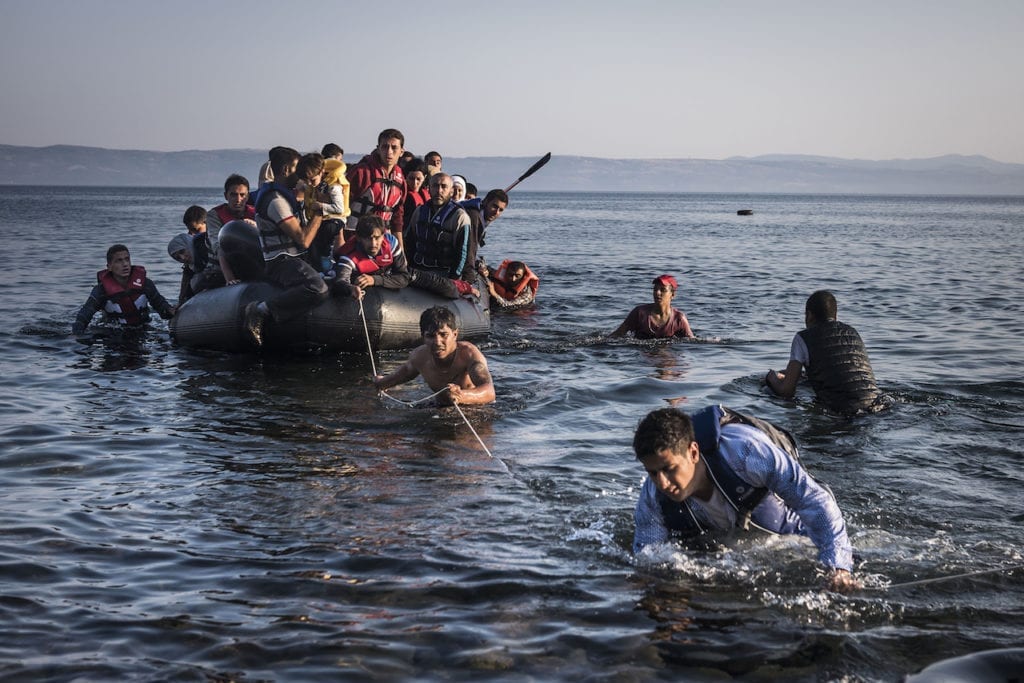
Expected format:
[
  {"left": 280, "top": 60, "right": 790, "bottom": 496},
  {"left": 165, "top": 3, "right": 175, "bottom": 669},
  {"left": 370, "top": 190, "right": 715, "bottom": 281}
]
[{"left": 631, "top": 405, "right": 859, "bottom": 592}]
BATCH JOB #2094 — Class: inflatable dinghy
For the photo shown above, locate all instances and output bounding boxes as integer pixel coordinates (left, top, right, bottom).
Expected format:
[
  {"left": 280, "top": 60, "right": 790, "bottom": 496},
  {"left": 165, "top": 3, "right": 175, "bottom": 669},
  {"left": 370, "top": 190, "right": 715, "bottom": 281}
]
[
  {"left": 170, "top": 219, "right": 489, "bottom": 352},
  {"left": 170, "top": 281, "right": 489, "bottom": 352}
]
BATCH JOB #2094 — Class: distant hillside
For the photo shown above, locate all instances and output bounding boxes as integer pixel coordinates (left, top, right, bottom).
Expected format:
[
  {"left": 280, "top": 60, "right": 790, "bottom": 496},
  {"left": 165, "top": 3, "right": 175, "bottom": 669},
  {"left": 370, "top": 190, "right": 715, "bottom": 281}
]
[{"left": 1, "top": 144, "right": 1022, "bottom": 195}]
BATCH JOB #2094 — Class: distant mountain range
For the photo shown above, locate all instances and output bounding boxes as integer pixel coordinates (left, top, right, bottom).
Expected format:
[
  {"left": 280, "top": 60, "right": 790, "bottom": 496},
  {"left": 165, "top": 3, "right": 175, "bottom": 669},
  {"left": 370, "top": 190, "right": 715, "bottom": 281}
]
[{"left": 1, "top": 144, "right": 1022, "bottom": 195}]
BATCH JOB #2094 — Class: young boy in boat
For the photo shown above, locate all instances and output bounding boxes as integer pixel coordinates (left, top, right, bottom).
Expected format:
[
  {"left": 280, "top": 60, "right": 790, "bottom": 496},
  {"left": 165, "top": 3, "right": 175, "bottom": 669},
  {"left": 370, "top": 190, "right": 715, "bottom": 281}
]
[
  {"left": 373, "top": 306, "right": 495, "bottom": 406},
  {"left": 330, "top": 215, "right": 410, "bottom": 299},
  {"left": 73, "top": 244, "right": 176, "bottom": 340}
]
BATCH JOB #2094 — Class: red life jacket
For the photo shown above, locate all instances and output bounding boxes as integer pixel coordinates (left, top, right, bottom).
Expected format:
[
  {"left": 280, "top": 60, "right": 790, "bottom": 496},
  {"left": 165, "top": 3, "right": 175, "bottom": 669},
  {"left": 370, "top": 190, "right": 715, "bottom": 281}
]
[
  {"left": 491, "top": 260, "right": 539, "bottom": 300},
  {"left": 214, "top": 203, "right": 255, "bottom": 226},
  {"left": 335, "top": 233, "right": 396, "bottom": 274},
  {"left": 348, "top": 155, "right": 405, "bottom": 222},
  {"left": 97, "top": 265, "right": 148, "bottom": 325}
]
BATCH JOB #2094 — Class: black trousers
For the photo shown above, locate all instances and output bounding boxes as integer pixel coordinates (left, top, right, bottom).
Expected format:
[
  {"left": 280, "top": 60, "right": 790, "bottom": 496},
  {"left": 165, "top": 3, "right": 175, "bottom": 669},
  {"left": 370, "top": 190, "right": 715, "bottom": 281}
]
[{"left": 264, "top": 255, "right": 329, "bottom": 322}]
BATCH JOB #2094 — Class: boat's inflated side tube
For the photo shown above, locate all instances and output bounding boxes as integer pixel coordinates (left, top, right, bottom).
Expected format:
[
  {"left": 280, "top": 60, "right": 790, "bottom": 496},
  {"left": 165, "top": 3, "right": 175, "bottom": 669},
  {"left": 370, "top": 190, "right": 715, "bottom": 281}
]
[
  {"left": 172, "top": 283, "right": 490, "bottom": 352},
  {"left": 905, "top": 647, "right": 1024, "bottom": 682},
  {"left": 305, "top": 285, "right": 489, "bottom": 351},
  {"left": 170, "top": 281, "right": 279, "bottom": 351},
  {"left": 218, "top": 219, "right": 266, "bottom": 281}
]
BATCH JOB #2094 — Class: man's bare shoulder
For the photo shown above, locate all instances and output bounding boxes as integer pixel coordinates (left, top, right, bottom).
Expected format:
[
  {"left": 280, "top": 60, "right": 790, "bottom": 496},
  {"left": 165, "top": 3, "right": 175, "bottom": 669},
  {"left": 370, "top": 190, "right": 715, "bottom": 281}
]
[
  {"left": 407, "top": 344, "right": 432, "bottom": 365},
  {"left": 457, "top": 341, "right": 487, "bottom": 360}
]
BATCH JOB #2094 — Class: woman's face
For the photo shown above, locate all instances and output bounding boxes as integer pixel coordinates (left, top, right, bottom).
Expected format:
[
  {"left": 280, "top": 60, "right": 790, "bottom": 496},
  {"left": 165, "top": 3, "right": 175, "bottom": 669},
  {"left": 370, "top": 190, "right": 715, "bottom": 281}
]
[
  {"left": 653, "top": 282, "right": 675, "bottom": 304},
  {"left": 407, "top": 170, "right": 426, "bottom": 192}
]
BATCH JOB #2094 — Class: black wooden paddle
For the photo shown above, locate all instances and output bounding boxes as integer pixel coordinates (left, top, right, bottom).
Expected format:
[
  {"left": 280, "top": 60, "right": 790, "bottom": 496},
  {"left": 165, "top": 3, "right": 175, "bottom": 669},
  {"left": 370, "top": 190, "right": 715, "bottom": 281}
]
[{"left": 504, "top": 152, "right": 552, "bottom": 192}]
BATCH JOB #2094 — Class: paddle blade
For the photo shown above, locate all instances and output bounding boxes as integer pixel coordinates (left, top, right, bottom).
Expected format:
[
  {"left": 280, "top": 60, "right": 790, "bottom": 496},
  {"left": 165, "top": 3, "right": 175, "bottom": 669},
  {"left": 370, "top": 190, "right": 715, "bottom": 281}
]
[{"left": 505, "top": 152, "right": 552, "bottom": 192}]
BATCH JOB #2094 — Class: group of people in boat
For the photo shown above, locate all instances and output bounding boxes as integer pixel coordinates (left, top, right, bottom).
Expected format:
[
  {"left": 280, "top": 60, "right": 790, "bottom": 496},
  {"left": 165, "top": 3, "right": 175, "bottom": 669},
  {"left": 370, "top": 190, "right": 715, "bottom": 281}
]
[
  {"left": 73, "top": 128, "right": 888, "bottom": 593},
  {"left": 164, "top": 130, "right": 538, "bottom": 348}
]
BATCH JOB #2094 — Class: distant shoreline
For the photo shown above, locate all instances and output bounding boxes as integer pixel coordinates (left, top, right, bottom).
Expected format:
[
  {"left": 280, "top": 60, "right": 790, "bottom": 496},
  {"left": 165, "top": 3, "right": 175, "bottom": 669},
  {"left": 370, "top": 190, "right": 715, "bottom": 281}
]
[{"left": 2, "top": 144, "right": 1022, "bottom": 195}]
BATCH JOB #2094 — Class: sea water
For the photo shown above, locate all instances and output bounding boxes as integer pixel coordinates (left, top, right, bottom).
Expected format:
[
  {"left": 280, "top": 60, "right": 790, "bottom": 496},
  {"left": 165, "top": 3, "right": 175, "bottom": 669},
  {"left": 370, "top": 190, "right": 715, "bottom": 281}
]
[{"left": 1, "top": 187, "right": 1022, "bottom": 681}]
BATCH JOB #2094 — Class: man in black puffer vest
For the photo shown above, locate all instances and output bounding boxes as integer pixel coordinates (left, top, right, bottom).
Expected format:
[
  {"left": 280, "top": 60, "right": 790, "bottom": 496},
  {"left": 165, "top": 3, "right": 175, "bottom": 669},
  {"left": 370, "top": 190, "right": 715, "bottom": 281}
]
[{"left": 766, "top": 290, "right": 885, "bottom": 416}]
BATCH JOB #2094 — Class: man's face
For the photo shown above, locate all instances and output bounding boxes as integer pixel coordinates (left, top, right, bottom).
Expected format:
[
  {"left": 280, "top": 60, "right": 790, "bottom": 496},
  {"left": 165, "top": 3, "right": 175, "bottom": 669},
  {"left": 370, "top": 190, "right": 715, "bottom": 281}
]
[
  {"left": 638, "top": 441, "right": 701, "bottom": 503},
  {"left": 508, "top": 267, "right": 525, "bottom": 286},
  {"left": 423, "top": 324, "right": 458, "bottom": 361},
  {"left": 483, "top": 198, "right": 507, "bottom": 223},
  {"left": 188, "top": 220, "right": 206, "bottom": 235},
  {"left": 425, "top": 154, "right": 441, "bottom": 170},
  {"left": 282, "top": 158, "right": 299, "bottom": 180},
  {"left": 430, "top": 176, "right": 453, "bottom": 206},
  {"left": 359, "top": 228, "right": 385, "bottom": 257},
  {"left": 171, "top": 249, "right": 193, "bottom": 265},
  {"left": 225, "top": 184, "right": 249, "bottom": 214},
  {"left": 377, "top": 137, "right": 404, "bottom": 169},
  {"left": 107, "top": 250, "right": 132, "bottom": 280}
]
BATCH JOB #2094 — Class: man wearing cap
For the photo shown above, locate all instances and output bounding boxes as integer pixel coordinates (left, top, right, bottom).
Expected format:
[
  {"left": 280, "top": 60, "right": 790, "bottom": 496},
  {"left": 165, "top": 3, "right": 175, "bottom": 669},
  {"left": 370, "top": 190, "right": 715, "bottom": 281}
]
[{"left": 610, "top": 274, "right": 695, "bottom": 339}]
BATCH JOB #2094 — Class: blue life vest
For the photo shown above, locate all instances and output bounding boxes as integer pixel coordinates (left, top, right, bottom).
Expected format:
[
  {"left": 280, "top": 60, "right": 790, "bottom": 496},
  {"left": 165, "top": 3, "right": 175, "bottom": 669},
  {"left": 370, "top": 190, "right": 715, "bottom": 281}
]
[
  {"left": 657, "top": 405, "right": 805, "bottom": 537},
  {"left": 411, "top": 201, "right": 466, "bottom": 275},
  {"left": 254, "top": 182, "right": 305, "bottom": 259}
]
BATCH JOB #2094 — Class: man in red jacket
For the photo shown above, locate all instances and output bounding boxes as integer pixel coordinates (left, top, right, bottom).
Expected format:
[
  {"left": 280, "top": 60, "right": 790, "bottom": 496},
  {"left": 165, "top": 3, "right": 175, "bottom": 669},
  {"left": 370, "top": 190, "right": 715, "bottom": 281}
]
[{"left": 346, "top": 128, "right": 407, "bottom": 248}]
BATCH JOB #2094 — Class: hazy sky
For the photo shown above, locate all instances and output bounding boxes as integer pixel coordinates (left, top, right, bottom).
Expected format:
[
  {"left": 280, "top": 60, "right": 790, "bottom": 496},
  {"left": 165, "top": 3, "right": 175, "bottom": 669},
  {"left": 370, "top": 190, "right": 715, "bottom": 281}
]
[{"left": 2, "top": 0, "right": 1022, "bottom": 162}]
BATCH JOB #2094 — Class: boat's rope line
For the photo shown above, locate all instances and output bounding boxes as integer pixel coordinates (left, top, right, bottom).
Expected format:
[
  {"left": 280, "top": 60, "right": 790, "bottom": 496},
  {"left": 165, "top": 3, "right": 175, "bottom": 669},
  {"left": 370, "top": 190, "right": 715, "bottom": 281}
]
[
  {"left": 858, "top": 562, "right": 1024, "bottom": 592},
  {"left": 358, "top": 297, "right": 378, "bottom": 378},
  {"left": 766, "top": 562, "right": 1024, "bottom": 594},
  {"left": 378, "top": 387, "right": 448, "bottom": 407},
  {"left": 359, "top": 299, "right": 500, "bottom": 466}
]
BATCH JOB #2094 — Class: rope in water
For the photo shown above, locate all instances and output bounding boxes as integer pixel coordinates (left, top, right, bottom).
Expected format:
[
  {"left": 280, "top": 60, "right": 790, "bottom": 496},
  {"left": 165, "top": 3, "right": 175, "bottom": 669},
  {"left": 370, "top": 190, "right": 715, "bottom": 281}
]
[
  {"left": 860, "top": 562, "right": 1024, "bottom": 592},
  {"left": 359, "top": 299, "right": 499, "bottom": 464},
  {"left": 772, "top": 562, "right": 1024, "bottom": 594},
  {"left": 358, "top": 297, "right": 378, "bottom": 378}
]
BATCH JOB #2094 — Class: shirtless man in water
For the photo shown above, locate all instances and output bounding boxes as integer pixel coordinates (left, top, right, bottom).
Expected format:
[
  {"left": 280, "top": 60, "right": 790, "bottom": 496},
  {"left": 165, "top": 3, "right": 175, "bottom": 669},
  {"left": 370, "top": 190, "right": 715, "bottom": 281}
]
[{"left": 373, "top": 306, "right": 495, "bottom": 406}]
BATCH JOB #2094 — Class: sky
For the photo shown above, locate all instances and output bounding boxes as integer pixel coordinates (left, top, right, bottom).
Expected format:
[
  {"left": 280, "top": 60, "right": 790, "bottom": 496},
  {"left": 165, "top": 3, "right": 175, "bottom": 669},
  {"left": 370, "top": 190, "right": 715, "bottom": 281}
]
[{"left": 2, "top": 0, "right": 1023, "bottom": 163}]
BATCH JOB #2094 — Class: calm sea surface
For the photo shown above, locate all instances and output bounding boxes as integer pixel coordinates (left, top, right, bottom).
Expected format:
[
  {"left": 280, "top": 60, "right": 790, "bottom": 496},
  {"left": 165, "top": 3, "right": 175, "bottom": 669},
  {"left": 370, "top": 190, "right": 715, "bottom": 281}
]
[{"left": 1, "top": 187, "right": 1022, "bottom": 681}]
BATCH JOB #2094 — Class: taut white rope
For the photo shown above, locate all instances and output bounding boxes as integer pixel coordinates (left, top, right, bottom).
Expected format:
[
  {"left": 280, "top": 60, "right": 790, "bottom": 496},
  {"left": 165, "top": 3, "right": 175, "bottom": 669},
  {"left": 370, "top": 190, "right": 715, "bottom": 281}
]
[{"left": 358, "top": 296, "right": 378, "bottom": 378}]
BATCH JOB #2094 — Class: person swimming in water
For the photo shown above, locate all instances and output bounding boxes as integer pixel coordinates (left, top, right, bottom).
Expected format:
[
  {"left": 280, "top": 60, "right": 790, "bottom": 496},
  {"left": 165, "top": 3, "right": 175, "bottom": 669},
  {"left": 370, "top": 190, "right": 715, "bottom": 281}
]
[
  {"left": 373, "top": 306, "right": 495, "bottom": 406},
  {"left": 610, "top": 274, "right": 695, "bottom": 339}
]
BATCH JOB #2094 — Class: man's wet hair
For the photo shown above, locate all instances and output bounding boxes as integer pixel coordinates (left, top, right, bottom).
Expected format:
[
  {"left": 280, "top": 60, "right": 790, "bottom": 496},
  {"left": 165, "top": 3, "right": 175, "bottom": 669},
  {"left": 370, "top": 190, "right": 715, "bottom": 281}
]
[
  {"left": 182, "top": 205, "right": 206, "bottom": 227},
  {"left": 106, "top": 244, "right": 129, "bottom": 263},
  {"left": 419, "top": 306, "right": 458, "bottom": 336},
  {"left": 269, "top": 146, "right": 301, "bottom": 178},
  {"left": 377, "top": 128, "right": 405, "bottom": 147},
  {"left": 806, "top": 290, "right": 837, "bottom": 322},
  {"left": 404, "top": 158, "right": 428, "bottom": 177},
  {"left": 356, "top": 215, "right": 386, "bottom": 239},
  {"left": 632, "top": 408, "right": 695, "bottom": 460},
  {"left": 321, "top": 143, "right": 343, "bottom": 158},
  {"left": 484, "top": 188, "right": 509, "bottom": 205},
  {"left": 224, "top": 174, "right": 250, "bottom": 193}
]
